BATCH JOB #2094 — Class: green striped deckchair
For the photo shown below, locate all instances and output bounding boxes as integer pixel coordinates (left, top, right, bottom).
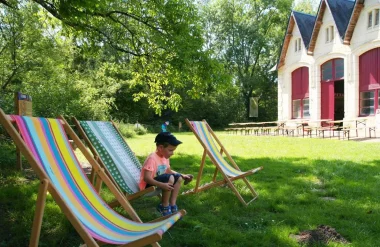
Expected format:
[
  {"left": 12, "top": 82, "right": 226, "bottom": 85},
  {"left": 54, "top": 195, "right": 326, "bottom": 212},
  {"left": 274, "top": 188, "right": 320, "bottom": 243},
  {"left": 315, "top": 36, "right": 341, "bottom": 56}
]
[
  {"left": 0, "top": 109, "right": 185, "bottom": 247},
  {"left": 73, "top": 118, "right": 159, "bottom": 201},
  {"left": 183, "top": 119, "right": 263, "bottom": 206}
]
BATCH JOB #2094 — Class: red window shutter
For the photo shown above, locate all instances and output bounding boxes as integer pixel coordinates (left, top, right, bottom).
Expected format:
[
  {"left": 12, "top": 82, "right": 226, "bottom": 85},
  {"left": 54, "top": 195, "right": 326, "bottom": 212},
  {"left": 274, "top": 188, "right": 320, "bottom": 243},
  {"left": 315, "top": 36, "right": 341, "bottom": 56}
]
[
  {"left": 360, "top": 48, "right": 380, "bottom": 91},
  {"left": 301, "top": 67, "right": 309, "bottom": 97},
  {"left": 292, "top": 67, "right": 309, "bottom": 99},
  {"left": 292, "top": 68, "right": 302, "bottom": 99}
]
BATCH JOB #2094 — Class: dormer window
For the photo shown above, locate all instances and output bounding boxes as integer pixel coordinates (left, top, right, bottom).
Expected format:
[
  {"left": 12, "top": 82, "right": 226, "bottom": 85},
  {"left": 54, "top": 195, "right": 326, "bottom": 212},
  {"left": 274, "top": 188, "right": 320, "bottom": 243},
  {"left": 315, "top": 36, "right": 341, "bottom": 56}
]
[
  {"left": 294, "top": 38, "right": 302, "bottom": 52},
  {"left": 326, "top": 26, "right": 334, "bottom": 43},
  {"left": 368, "top": 9, "right": 380, "bottom": 28},
  {"left": 368, "top": 11, "right": 373, "bottom": 28}
]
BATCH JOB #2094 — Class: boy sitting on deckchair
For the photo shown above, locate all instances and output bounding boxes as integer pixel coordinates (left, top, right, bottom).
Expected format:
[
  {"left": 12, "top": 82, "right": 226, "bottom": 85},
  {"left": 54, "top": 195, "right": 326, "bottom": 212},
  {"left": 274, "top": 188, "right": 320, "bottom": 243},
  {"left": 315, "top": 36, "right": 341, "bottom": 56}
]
[{"left": 139, "top": 132, "right": 193, "bottom": 216}]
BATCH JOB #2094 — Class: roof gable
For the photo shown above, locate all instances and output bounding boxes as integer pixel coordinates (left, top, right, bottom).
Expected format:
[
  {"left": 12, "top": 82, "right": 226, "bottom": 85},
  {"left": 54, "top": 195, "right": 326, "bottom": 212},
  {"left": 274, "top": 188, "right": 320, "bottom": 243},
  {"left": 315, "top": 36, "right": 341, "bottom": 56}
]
[
  {"left": 293, "top": 11, "right": 316, "bottom": 49},
  {"left": 308, "top": 0, "right": 362, "bottom": 54},
  {"left": 328, "top": 0, "right": 355, "bottom": 39},
  {"left": 277, "top": 0, "right": 364, "bottom": 68},
  {"left": 343, "top": 0, "right": 364, "bottom": 44},
  {"left": 277, "top": 11, "right": 316, "bottom": 69}
]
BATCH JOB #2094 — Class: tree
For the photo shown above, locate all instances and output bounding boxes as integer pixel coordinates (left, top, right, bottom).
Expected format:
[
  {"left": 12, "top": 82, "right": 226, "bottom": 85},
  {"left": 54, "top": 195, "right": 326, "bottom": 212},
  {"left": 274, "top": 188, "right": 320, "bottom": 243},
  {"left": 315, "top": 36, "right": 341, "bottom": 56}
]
[
  {"left": 293, "top": 0, "right": 319, "bottom": 15},
  {"left": 201, "top": 0, "right": 292, "bottom": 121},
  {"left": 0, "top": 2, "right": 122, "bottom": 119},
  {"left": 0, "top": 0, "right": 223, "bottom": 115}
]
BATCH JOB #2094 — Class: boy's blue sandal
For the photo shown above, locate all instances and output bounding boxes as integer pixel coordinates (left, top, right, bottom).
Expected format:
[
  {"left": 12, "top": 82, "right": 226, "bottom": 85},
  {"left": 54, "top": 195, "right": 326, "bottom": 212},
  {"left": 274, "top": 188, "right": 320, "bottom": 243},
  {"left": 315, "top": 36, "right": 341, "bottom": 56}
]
[
  {"left": 170, "top": 205, "right": 178, "bottom": 214},
  {"left": 157, "top": 204, "right": 172, "bottom": 216}
]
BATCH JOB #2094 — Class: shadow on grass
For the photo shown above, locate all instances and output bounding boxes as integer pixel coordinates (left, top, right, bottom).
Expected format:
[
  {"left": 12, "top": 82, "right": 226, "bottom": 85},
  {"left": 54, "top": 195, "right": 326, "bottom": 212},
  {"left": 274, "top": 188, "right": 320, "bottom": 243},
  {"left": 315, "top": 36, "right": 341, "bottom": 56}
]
[{"left": 1, "top": 143, "right": 379, "bottom": 246}]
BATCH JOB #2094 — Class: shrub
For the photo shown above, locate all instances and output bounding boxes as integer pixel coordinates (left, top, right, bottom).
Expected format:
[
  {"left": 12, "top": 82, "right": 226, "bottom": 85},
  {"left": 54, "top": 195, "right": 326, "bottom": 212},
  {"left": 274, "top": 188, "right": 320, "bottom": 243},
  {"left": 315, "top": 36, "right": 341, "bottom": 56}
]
[
  {"left": 134, "top": 125, "right": 148, "bottom": 135},
  {"left": 116, "top": 122, "right": 136, "bottom": 138}
]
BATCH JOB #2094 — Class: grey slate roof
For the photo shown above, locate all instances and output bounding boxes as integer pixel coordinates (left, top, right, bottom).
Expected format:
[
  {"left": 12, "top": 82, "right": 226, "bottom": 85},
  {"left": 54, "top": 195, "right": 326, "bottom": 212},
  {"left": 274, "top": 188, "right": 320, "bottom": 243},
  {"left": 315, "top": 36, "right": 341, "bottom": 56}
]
[
  {"left": 293, "top": 11, "right": 316, "bottom": 49},
  {"left": 327, "top": 0, "right": 356, "bottom": 38}
]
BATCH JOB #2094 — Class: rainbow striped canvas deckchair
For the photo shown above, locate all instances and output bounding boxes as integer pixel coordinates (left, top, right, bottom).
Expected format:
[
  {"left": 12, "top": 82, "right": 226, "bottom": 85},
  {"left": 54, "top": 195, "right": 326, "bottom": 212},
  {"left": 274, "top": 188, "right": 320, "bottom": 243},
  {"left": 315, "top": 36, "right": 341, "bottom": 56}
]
[
  {"left": 183, "top": 119, "right": 263, "bottom": 206},
  {"left": 0, "top": 109, "right": 185, "bottom": 247},
  {"left": 72, "top": 118, "right": 160, "bottom": 204}
]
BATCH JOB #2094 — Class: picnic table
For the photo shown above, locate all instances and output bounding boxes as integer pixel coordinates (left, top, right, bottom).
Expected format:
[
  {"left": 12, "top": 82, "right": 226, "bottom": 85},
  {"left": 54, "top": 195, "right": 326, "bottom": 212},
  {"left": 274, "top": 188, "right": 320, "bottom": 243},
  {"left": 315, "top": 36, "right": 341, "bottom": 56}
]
[
  {"left": 326, "top": 120, "right": 353, "bottom": 140},
  {"left": 227, "top": 121, "right": 285, "bottom": 135},
  {"left": 303, "top": 119, "right": 332, "bottom": 138}
]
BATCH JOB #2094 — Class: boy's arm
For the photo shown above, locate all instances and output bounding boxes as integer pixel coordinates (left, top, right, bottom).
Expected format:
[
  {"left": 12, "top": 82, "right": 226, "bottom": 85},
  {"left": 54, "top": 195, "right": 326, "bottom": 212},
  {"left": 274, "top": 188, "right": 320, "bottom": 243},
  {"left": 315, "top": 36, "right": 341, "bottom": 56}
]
[
  {"left": 144, "top": 170, "right": 174, "bottom": 191},
  {"left": 166, "top": 168, "right": 192, "bottom": 180}
]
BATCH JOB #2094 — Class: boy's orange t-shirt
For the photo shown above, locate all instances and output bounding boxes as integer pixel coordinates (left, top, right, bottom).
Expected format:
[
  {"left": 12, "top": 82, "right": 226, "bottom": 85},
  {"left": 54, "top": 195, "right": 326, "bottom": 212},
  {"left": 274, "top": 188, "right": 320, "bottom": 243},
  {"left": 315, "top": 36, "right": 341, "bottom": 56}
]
[{"left": 139, "top": 152, "right": 170, "bottom": 190}]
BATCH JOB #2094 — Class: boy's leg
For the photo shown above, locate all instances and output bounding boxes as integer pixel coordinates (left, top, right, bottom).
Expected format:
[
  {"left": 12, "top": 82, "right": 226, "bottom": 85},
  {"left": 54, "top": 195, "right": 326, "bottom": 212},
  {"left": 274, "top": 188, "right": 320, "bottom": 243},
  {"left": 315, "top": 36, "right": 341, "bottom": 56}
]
[
  {"left": 169, "top": 175, "right": 183, "bottom": 206},
  {"left": 161, "top": 175, "right": 175, "bottom": 207}
]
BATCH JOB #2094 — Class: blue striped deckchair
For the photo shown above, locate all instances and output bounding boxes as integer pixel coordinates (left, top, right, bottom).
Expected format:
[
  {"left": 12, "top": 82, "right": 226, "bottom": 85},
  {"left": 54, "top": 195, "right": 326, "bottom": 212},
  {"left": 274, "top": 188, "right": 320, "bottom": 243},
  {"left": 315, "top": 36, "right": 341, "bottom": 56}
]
[
  {"left": 0, "top": 109, "right": 185, "bottom": 247},
  {"left": 72, "top": 118, "right": 159, "bottom": 203},
  {"left": 184, "top": 119, "right": 263, "bottom": 206}
]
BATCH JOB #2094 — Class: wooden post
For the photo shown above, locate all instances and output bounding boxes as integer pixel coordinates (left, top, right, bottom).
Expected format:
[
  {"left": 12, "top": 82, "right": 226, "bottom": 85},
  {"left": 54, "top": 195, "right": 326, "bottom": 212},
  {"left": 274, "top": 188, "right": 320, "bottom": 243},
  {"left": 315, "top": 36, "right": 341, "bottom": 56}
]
[
  {"left": 14, "top": 92, "right": 33, "bottom": 170},
  {"left": 178, "top": 122, "right": 182, "bottom": 132}
]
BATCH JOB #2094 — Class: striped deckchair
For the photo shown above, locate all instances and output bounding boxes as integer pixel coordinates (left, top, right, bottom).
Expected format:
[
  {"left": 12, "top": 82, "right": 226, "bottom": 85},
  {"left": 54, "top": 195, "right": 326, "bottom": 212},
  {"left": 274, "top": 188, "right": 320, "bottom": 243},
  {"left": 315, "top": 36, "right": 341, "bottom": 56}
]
[
  {"left": 183, "top": 119, "right": 263, "bottom": 206},
  {"left": 72, "top": 118, "right": 159, "bottom": 203},
  {"left": 0, "top": 109, "right": 185, "bottom": 247}
]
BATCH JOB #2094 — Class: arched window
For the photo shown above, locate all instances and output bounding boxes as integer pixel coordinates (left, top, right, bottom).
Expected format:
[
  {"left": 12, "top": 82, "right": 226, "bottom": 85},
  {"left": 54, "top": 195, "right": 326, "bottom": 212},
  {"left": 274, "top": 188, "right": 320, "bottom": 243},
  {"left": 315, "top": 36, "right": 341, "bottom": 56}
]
[
  {"left": 292, "top": 67, "right": 309, "bottom": 119},
  {"left": 321, "top": 58, "right": 344, "bottom": 82}
]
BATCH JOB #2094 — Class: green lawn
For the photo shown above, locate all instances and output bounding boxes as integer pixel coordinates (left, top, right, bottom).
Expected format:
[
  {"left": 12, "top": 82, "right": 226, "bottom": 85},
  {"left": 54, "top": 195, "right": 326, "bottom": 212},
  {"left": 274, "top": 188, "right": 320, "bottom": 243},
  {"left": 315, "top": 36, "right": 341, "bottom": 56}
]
[{"left": 1, "top": 133, "right": 379, "bottom": 246}]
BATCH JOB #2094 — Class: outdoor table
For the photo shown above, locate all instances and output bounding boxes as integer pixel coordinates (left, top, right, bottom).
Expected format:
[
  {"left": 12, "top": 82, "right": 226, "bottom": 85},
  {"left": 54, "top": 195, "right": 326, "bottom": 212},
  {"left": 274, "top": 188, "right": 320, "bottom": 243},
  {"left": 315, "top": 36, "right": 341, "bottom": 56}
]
[
  {"left": 304, "top": 119, "right": 332, "bottom": 138},
  {"left": 327, "top": 120, "right": 355, "bottom": 140},
  {"left": 348, "top": 117, "right": 372, "bottom": 137}
]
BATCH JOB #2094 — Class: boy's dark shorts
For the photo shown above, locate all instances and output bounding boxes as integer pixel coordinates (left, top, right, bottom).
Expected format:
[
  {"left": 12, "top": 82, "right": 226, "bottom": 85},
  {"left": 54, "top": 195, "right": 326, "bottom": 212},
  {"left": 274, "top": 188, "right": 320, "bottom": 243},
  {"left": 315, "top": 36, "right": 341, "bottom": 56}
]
[{"left": 146, "top": 173, "right": 182, "bottom": 188}]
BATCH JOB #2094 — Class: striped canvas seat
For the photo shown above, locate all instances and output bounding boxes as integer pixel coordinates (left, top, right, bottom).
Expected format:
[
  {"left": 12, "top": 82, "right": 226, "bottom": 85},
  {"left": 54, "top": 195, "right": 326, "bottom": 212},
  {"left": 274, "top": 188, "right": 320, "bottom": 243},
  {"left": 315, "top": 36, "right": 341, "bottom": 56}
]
[
  {"left": 0, "top": 110, "right": 185, "bottom": 247},
  {"left": 74, "top": 119, "right": 160, "bottom": 201},
  {"left": 79, "top": 121, "right": 142, "bottom": 194},
  {"left": 183, "top": 119, "right": 263, "bottom": 206}
]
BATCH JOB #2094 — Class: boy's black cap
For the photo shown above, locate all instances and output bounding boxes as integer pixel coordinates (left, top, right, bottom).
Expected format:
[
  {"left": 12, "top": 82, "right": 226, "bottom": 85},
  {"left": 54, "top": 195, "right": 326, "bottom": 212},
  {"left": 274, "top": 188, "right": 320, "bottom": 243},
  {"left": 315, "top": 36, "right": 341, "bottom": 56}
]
[{"left": 155, "top": 132, "right": 182, "bottom": 146}]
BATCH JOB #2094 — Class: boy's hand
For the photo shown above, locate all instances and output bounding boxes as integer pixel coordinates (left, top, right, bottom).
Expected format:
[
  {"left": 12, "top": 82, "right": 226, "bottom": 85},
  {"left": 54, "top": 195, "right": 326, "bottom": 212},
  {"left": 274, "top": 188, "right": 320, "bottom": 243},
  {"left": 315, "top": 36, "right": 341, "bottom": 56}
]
[
  {"left": 181, "top": 174, "right": 192, "bottom": 180},
  {"left": 182, "top": 174, "right": 194, "bottom": 185},
  {"left": 161, "top": 183, "right": 174, "bottom": 191}
]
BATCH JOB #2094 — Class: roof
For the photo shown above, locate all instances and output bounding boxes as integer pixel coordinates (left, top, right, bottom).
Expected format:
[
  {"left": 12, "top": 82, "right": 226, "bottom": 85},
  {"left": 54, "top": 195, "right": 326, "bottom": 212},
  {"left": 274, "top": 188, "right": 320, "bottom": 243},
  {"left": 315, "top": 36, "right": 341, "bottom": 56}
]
[
  {"left": 293, "top": 11, "right": 316, "bottom": 49},
  {"left": 277, "top": 0, "right": 364, "bottom": 69},
  {"left": 277, "top": 14, "right": 295, "bottom": 69},
  {"left": 328, "top": 0, "right": 356, "bottom": 39}
]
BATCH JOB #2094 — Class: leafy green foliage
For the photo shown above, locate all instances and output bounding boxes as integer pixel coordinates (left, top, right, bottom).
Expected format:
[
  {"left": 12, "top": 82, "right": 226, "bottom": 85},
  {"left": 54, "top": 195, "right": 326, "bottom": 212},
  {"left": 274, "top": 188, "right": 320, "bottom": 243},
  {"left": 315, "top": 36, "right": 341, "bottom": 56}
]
[
  {"left": 201, "top": 0, "right": 292, "bottom": 120},
  {"left": 293, "top": 0, "right": 319, "bottom": 15},
  {"left": 0, "top": 0, "right": 293, "bottom": 128}
]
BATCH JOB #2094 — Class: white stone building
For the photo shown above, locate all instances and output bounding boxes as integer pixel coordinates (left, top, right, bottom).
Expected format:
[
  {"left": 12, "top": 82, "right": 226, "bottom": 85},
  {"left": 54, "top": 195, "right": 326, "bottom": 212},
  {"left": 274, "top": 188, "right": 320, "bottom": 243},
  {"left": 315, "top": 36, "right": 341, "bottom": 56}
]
[{"left": 277, "top": 0, "right": 380, "bottom": 127}]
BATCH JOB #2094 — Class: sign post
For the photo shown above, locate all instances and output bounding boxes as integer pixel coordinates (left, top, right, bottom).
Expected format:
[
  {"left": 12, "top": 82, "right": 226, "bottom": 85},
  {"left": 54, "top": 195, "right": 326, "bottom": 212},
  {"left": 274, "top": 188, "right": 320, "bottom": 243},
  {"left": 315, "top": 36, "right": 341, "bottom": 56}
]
[{"left": 14, "top": 92, "right": 33, "bottom": 170}]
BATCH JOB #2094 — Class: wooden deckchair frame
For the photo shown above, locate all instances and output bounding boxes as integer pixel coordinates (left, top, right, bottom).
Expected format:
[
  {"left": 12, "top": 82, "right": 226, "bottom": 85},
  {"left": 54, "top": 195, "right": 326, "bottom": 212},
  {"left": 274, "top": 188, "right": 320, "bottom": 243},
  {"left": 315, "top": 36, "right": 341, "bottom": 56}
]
[
  {"left": 183, "top": 119, "right": 263, "bottom": 206},
  {"left": 72, "top": 117, "right": 157, "bottom": 205},
  {"left": 0, "top": 109, "right": 185, "bottom": 247}
]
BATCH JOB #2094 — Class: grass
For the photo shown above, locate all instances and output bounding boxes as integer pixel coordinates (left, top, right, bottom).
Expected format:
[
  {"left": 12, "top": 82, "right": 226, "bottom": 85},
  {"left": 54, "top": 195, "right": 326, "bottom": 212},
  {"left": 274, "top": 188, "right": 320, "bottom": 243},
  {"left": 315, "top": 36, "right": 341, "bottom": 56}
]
[{"left": 1, "top": 133, "right": 380, "bottom": 246}]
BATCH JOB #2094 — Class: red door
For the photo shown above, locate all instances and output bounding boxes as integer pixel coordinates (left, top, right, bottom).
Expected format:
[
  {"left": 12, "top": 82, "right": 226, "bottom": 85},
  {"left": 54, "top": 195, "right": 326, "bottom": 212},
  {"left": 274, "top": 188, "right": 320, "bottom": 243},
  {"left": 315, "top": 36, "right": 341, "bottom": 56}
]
[{"left": 321, "top": 81, "right": 334, "bottom": 120}]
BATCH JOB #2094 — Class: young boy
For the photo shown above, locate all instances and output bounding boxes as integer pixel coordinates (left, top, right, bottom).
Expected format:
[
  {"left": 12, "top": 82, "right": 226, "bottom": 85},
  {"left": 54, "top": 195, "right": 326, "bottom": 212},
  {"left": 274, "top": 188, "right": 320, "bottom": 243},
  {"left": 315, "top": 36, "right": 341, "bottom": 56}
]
[{"left": 139, "top": 132, "right": 193, "bottom": 216}]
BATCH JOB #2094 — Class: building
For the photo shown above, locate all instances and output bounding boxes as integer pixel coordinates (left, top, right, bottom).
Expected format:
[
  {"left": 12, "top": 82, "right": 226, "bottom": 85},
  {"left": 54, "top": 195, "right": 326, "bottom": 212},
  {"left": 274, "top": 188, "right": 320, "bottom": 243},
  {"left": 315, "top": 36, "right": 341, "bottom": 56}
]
[{"left": 277, "top": 0, "right": 380, "bottom": 127}]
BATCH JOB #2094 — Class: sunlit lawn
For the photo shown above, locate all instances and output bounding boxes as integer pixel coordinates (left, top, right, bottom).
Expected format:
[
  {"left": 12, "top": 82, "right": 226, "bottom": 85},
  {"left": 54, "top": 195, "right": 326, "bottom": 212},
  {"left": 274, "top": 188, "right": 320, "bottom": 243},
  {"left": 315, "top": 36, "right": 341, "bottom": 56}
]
[{"left": 0, "top": 133, "right": 380, "bottom": 246}]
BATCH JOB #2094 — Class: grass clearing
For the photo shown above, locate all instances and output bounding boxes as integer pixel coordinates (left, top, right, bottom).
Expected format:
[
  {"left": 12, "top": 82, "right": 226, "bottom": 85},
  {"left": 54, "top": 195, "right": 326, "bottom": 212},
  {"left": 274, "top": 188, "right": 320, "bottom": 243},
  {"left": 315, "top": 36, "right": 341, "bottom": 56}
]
[{"left": 0, "top": 133, "right": 379, "bottom": 246}]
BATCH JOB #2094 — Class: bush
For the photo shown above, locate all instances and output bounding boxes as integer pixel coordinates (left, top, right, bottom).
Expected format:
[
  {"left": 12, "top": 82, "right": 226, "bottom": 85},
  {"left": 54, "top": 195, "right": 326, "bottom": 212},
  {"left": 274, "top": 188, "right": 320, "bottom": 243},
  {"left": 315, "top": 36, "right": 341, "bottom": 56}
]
[
  {"left": 134, "top": 124, "right": 148, "bottom": 135},
  {"left": 116, "top": 122, "right": 136, "bottom": 138}
]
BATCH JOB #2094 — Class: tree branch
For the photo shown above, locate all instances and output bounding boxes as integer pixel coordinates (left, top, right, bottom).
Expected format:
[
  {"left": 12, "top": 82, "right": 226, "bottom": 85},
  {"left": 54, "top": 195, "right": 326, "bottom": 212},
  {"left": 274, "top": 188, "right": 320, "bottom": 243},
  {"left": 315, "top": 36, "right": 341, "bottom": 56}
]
[{"left": 0, "top": 0, "right": 14, "bottom": 8}]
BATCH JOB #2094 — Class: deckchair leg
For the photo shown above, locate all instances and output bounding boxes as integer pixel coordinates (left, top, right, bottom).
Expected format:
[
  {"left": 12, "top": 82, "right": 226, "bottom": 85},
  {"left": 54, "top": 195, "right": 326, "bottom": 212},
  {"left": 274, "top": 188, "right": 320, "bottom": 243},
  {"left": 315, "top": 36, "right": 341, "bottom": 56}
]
[
  {"left": 95, "top": 173, "right": 103, "bottom": 192},
  {"left": 212, "top": 167, "right": 218, "bottom": 182},
  {"left": 242, "top": 177, "right": 259, "bottom": 203},
  {"left": 30, "top": 179, "right": 49, "bottom": 247},
  {"left": 194, "top": 150, "right": 207, "bottom": 193},
  {"left": 242, "top": 177, "right": 258, "bottom": 197},
  {"left": 90, "top": 168, "right": 96, "bottom": 184},
  {"left": 225, "top": 180, "right": 247, "bottom": 206}
]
